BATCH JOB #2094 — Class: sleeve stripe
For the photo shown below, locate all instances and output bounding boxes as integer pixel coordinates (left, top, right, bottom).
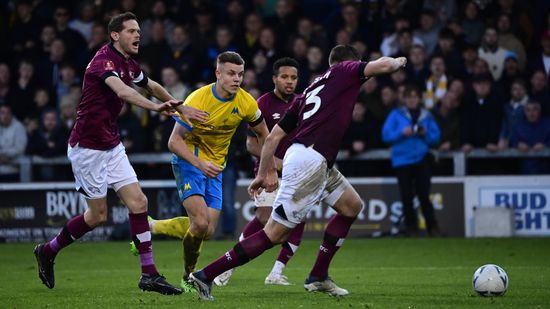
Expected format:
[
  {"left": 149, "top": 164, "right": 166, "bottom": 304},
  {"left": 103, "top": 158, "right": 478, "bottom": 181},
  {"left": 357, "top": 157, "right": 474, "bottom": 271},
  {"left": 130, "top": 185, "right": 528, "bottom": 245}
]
[
  {"left": 172, "top": 116, "right": 193, "bottom": 132},
  {"left": 134, "top": 74, "right": 149, "bottom": 88},
  {"left": 101, "top": 71, "right": 118, "bottom": 81},
  {"left": 132, "top": 71, "right": 144, "bottom": 83},
  {"left": 248, "top": 114, "right": 264, "bottom": 127}
]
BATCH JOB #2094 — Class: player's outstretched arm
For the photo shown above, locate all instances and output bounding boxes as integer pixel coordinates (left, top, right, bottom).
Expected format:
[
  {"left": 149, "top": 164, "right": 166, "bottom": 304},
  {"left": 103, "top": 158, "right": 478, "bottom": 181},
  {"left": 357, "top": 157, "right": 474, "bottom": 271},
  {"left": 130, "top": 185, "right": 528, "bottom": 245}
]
[
  {"left": 363, "top": 56, "right": 407, "bottom": 77},
  {"left": 142, "top": 78, "right": 207, "bottom": 122},
  {"left": 167, "top": 123, "right": 222, "bottom": 178},
  {"left": 143, "top": 78, "right": 176, "bottom": 102},
  {"left": 105, "top": 76, "right": 178, "bottom": 112}
]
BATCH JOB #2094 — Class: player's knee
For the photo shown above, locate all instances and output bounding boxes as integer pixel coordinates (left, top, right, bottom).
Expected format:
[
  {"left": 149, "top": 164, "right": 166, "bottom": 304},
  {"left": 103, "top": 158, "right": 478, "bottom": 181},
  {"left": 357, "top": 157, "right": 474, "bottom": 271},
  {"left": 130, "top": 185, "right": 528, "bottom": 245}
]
[
  {"left": 190, "top": 219, "right": 209, "bottom": 237},
  {"left": 204, "top": 225, "right": 216, "bottom": 240},
  {"left": 339, "top": 197, "right": 362, "bottom": 218},
  {"left": 129, "top": 193, "right": 148, "bottom": 213}
]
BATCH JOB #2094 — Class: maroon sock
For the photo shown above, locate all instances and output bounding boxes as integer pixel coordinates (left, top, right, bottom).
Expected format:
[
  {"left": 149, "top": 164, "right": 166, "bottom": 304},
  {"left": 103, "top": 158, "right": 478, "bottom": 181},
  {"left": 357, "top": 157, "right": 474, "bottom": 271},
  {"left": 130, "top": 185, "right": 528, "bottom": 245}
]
[
  {"left": 241, "top": 217, "right": 265, "bottom": 238},
  {"left": 129, "top": 212, "right": 158, "bottom": 275},
  {"left": 42, "top": 214, "right": 92, "bottom": 259},
  {"left": 309, "top": 214, "right": 356, "bottom": 279},
  {"left": 276, "top": 221, "right": 305, "bottom": 264},
  {"left": 203, "top": 229, "right": 274, "bottom": 281}
]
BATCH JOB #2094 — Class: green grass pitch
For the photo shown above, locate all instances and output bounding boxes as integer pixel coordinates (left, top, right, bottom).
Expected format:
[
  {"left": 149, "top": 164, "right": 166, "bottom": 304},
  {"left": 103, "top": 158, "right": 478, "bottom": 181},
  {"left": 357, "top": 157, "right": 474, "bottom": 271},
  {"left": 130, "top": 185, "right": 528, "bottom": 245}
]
[{"left": 1, "top": 238, "right": 549, "bottom": 308}]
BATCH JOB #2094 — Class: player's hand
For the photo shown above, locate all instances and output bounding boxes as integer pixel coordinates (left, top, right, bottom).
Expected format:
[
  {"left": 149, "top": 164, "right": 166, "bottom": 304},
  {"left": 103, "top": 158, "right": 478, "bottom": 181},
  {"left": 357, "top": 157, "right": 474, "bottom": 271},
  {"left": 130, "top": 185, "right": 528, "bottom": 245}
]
[
  {"left": 176, "top": 105, "right": 209, "bottom": 125},
  {"left": 248, "top": 176, "right": 264, "bottom": 199},
  {"left": 156, "top": 99, "right": 181, "bottom": 113},
  {"left": 197, "top": 160, "right": 223, "bottom": 178},
  {"left": 392, "top": 57, "right": 407, "bottom": 70},
  {"left": 263, "top": 169, "right": 279, "bottom": 193}
]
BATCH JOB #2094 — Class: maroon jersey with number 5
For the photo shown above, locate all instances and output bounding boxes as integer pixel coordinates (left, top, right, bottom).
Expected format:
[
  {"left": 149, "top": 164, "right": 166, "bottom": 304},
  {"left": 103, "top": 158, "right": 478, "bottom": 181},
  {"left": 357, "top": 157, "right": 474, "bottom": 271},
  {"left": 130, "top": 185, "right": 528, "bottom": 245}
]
[{"left": 283, "top": 60, "right": 367, "bottom": 167}]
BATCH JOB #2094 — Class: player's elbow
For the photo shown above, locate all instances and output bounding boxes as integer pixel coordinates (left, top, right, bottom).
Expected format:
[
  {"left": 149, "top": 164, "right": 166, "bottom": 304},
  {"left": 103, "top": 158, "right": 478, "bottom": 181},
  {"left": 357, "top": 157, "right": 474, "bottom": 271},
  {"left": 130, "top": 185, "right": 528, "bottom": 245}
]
[{"left": 167, "top": 136, "right": 177, "bottom": 153}]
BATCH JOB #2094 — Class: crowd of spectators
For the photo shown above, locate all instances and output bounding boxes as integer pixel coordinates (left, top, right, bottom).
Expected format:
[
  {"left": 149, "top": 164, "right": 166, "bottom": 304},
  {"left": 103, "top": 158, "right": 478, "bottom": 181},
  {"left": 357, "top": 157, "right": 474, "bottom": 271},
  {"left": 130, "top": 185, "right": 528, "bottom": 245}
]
[{"left": 0, "top": 0, "right": 549, "bottom": 181}]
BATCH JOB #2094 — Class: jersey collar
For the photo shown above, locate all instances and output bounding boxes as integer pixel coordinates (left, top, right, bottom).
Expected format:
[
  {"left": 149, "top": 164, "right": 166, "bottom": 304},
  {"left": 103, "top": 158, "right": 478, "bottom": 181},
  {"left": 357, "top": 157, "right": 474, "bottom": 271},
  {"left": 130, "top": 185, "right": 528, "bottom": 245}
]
[
  {"left": 108, "top": 42, "right": 130, "bottom": 60},
  {"left": 212, "top": 83, "right": 235, "bottom": 102}
]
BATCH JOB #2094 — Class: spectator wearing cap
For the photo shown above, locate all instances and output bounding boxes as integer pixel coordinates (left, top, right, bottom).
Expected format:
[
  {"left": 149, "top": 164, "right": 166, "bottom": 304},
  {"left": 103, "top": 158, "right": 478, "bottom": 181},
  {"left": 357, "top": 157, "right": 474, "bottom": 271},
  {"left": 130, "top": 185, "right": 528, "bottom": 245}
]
[
  {"left": 479, "top": 26, "right": 510, "bottom": 80},
  {"left": 511, "top": 100, "right": 550, "bottom": 174},
  {"left": 498, "top": 51, "right": 523, "bottom": 95},
  {"left": 497, "top": 13, "right": 526, "bottom": 71},
  {"left": 527, "top": 30, "right": 550, "bottom": 78},
  {"left": 461, "top": 73, "right": 503, "bottom": 153},
  {"left": 498, "top": 79, "right": 529, "bottom": 149}
]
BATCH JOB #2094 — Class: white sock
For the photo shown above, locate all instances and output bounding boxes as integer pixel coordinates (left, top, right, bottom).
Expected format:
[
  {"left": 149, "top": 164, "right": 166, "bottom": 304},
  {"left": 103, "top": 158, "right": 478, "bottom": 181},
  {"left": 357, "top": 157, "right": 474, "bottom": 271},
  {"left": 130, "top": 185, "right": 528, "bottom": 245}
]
[{"left": 270, "top": 260, "right": 285, "bottom": 276}]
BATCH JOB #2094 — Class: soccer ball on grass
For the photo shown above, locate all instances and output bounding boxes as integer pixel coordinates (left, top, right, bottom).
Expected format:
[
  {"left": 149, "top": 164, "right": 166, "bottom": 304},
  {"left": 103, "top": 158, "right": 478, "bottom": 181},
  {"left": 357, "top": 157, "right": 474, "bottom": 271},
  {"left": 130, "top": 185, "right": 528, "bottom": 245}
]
[{"left": 472, "top": 264, "right": 508, "bottom": 296}]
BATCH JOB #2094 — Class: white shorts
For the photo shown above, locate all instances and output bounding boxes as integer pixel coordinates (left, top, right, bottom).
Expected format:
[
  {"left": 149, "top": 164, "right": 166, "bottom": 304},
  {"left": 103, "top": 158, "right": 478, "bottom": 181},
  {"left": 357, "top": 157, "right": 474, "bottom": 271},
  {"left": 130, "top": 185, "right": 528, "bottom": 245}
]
[
  {"left": 271, "top": 144, "right": 350, "bottom": 228},
  {"left": 67, "top": 143, "right": 138, "bottom": 199}
]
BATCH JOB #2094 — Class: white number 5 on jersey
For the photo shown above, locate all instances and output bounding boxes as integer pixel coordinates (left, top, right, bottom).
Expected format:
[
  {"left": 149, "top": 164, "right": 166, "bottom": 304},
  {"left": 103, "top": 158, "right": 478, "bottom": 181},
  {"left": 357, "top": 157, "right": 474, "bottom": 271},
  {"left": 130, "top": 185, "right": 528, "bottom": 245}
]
[{"left": 303, "top": 85, "right": 325, "bottom": 120}]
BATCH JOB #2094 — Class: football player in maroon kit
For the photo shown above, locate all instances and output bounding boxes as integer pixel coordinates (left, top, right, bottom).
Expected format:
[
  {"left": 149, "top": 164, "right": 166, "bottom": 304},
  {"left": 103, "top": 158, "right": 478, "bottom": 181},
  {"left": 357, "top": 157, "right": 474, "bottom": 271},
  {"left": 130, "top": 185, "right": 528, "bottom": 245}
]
[
  {"left": 189, "top": 45, "right": 406, "bottom": 300},
  {"left": 34, "top": 12, "right": 207, "bottom": 295}
]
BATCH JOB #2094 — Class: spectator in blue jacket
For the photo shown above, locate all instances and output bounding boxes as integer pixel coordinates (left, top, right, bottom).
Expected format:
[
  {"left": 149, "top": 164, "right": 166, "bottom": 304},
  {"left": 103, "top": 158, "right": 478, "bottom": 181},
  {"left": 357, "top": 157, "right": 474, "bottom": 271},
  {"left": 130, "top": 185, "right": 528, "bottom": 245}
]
[
  {"left": 512, "top": 100, "right": 550, "bottom": 174},
  {"left": 382, "top": 85, "right": 441, "bottom": 236}
]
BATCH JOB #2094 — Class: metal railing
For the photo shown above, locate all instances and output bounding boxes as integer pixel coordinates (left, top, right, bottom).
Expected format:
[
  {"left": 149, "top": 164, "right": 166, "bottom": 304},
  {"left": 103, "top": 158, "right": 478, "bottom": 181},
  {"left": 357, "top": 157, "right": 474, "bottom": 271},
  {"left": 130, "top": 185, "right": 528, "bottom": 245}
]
[{"left": 16, "top": 148, "right": 550, "bottom": 182}]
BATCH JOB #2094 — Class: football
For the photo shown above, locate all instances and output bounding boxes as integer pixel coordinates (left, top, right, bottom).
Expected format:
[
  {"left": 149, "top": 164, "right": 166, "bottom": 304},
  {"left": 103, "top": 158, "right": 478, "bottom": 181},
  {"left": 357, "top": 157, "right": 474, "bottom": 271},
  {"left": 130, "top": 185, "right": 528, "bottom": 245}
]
[{"left": 472, "top": 264, "right": 509, "bottom": 296}]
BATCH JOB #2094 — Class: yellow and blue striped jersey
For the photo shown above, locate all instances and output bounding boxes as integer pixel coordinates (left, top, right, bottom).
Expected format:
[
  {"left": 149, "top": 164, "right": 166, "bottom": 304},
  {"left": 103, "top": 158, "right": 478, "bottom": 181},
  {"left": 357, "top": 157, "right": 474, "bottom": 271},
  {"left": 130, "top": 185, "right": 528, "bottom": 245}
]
[{"left": 173, "top": 83, "right": 262, "bottom": 167}]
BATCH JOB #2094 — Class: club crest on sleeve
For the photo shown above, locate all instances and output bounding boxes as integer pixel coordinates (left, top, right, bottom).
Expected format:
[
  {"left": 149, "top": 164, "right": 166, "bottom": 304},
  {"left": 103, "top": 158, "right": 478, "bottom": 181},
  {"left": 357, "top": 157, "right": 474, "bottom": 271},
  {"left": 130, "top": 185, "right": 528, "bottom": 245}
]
[{"left": 103, "top": 60, "right": 115, "bottom": 71}]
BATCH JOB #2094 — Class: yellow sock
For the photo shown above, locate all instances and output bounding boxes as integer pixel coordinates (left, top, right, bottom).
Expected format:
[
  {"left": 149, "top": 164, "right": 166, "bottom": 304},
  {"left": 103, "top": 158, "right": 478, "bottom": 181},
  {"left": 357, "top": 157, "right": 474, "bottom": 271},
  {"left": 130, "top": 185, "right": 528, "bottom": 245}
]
[
  {"left": 183, "top": 229, "right": 203, "bottom": 275},
  {"left": 151, "top": 216, "right": 190, "bottom": 239}
]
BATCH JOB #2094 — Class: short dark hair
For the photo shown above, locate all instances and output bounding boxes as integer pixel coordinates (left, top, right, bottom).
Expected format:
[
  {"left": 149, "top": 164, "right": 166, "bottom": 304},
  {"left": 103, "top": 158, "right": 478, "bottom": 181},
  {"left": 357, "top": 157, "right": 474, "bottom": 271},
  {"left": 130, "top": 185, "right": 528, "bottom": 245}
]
[
  {"left": 108, "top": 12, "right": 138, "bottom": 42},
  {"left": 403, "top": 85, "right": 420, "bottom": 97},
  {"left": 273, "top": 57, "right": 299, "bottom": 76},
  {"left": 217, "top": 51, "right": 244, "bottom": 66},
  {"left": 328, "top": 45, "right": 361, "bottom": 66}
]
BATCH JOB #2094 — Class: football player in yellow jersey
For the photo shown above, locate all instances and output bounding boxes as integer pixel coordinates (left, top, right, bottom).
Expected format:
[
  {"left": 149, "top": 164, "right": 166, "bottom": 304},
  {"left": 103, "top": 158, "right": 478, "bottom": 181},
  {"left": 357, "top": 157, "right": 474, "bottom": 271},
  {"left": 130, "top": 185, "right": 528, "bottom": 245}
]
[{"left": 145, "top": 51, "right": 276, "bottom": 291}]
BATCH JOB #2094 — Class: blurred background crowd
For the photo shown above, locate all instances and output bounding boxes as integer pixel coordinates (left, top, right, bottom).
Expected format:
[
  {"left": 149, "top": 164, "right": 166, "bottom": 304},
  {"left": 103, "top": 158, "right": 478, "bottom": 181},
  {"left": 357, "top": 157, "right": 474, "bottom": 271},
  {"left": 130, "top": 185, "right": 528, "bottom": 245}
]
[{"left": 0, "top": 0, "right": 549, "bottom": 182}]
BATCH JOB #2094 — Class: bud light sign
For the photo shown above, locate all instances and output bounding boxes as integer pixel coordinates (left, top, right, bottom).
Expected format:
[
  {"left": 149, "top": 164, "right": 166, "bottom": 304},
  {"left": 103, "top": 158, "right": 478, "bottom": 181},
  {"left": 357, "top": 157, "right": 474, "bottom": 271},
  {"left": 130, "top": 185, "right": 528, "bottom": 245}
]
[{"left": 479, "top": 187, "right": 550, "bottom": 236}]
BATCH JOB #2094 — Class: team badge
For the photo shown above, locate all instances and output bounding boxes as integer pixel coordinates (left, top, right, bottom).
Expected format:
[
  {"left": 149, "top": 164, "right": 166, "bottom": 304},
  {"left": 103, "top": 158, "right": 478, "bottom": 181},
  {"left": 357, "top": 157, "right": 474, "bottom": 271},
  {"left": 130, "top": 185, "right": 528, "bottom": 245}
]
[{"left": 103, "top": 60, "right": 115, "bottom": 71}]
